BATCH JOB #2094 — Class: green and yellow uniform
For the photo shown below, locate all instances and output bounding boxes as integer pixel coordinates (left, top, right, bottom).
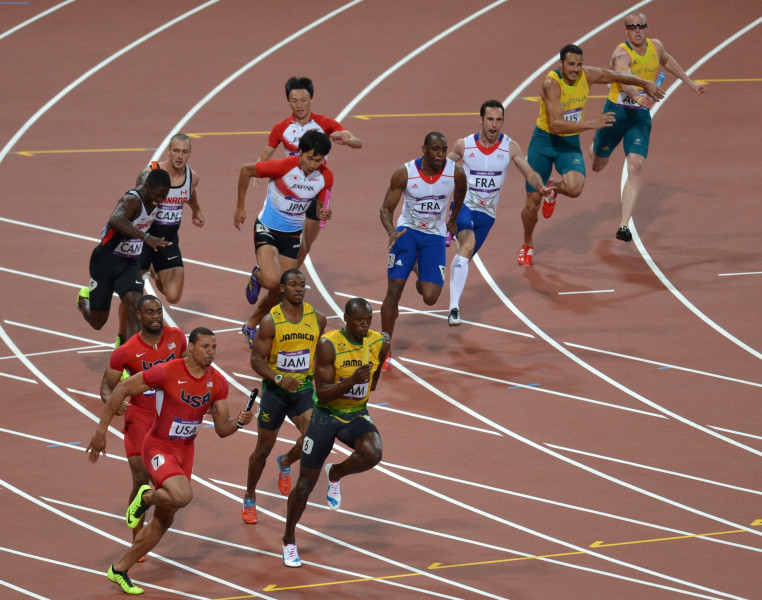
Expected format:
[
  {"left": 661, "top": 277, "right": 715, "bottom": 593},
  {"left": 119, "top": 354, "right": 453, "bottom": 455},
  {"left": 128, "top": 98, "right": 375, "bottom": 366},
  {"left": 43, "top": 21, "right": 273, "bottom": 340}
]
[
  {"left": 536, "top": 68, "right": 590, "bottom": 136},
  {"left": 265, "top": 301, "right": 320, "bottom": 393}
]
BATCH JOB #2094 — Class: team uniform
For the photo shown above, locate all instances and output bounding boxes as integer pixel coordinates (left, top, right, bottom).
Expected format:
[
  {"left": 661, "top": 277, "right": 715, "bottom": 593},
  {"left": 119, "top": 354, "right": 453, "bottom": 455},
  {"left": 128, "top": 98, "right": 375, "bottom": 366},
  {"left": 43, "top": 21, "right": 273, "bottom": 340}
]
[
  {"left": 388, "top": 158, "right": 457, "bottom": 286},
  {"left": 525, "top": 68, "right": 589, "bottom": 193},
  {"left": 258, "top": 302, "right": 321, "bottom": 430},
  {"left": 253, "top": 156, "right": 333, "bottom": 259},
  {"left": 108, "top": 327, "right": 187, "bottom": 457},
  {"left": 267, "top": 113, "right": 344, "bottom": 220},
  {"left": 87, "top": 190, "right": 154, "bottom": 311},
  {"left": 456, "top": 132, "right": 513, "bottom": 254},
  {"left": 139, "top": 161, "right": 192, "bottom": 273},
  {"left": 140, "top": 359, "right": 229, "bottom": 487},
  {"left": 593, "top": 39, "right": 659, "bottom": 159},
  {"left": 300, "top": 329, "right": 384, "bottom": 469}
]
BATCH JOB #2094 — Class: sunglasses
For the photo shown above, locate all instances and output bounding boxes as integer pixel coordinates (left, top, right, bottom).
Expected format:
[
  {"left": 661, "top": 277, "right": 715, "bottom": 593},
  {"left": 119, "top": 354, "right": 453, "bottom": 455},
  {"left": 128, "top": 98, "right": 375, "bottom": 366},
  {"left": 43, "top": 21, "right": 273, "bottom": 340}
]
[{"left": 625, "top": 22, "right": 648, "bottom": 30}]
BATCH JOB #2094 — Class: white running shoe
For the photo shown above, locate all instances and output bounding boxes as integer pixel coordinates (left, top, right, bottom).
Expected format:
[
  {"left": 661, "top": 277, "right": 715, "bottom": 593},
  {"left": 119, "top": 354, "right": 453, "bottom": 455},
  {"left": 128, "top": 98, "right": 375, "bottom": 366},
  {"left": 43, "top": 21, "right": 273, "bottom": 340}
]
[
  {"left": 325, "top": 463, "right": 342, "bottom": 510},
  {"left": 282, "top": 543, "right": 301, "bottom": 568},
  {"left": 448, "top": 308, "right": 462, "bottom": 326}
]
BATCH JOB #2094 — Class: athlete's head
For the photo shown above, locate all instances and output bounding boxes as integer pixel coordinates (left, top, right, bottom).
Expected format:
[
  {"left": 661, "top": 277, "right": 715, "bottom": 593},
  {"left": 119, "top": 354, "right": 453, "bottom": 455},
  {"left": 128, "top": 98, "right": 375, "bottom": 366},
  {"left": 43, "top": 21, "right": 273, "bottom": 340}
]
[
  {"left": 298, "top": 130, "right": 331, "bottom": 176},
  {"left": 285, "top": 77, "right": 314, "bottom": 122},
  {"left": 560, "top": 44, "right": 583, "bottom": 62},
  {"left": 285, "top": 76, "right": 314, "bottom": 99},
  {"left": 479, "top": 99, "right": 504, "bottom": 119},
  {"left": 479, "top": 100, "right": 505, "bottom": 144},
  {"left": 344, "top": 298, "right": 373, "bottom": 341},
  {"left": 145, "top": 168, "right": 171, "bottom": 189},
  {"left": 137, "top": 295, "right": 163, "bottom": 334},
  {"left": 280, "top": 269, "right": 306, "bottom": 306},
  {"left": 167, "top": 133, "right": 192, "bottom": 169},
  {"left": 141, "top": 168, "right": 171, "bottom": 209},
  {"left": 421, "top": 132, "right": 447, "bottom": 171},
  {"left": 188, "top": 327, "right": 216, "bottom": 367},
  {"left": 624, "top": 12, "right": 648, "bottom": 45},
  {"left": 559, "top": 44, "right": 584, "bottom": 84}
]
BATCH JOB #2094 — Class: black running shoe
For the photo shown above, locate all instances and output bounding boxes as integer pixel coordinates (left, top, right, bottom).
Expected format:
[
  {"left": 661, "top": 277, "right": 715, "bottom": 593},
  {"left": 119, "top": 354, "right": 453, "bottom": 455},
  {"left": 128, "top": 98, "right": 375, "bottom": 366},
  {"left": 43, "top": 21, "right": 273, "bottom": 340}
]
[{"left": 615, "top": 226, "right": 633, "bottom": 242}]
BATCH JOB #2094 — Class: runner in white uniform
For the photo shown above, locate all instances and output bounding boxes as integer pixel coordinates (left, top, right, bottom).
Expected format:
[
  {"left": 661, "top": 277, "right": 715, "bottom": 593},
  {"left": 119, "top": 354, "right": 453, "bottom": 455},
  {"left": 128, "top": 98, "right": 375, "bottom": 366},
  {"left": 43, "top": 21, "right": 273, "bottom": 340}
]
[{"left": 446, "top": 100, "right": 546, "bottom": 326}]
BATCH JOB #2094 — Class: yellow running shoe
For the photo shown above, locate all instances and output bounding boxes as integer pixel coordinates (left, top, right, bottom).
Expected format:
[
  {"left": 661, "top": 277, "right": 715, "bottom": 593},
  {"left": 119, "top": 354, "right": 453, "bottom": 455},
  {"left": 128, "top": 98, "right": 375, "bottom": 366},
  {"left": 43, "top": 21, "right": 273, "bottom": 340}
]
[
  {"left": 107, "top": 565, "right": 144, "bottom": 595},
  {"left": 76, "top": 287, "right": 89, "bottom": 313},
  {"left": 126, "top": 484, "right": 151, "bottom": 529}
]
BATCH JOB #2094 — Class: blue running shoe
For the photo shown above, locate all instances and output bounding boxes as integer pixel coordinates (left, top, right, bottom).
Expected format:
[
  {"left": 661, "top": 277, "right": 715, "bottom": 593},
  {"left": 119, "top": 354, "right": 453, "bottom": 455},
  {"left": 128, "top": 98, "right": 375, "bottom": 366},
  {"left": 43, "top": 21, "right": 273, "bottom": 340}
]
[
  {"left": 245, "top": 266, "right": 261, "bottom": 304},
  {"left": 242, "top": 323, "right": 257, "bottom": 348}
]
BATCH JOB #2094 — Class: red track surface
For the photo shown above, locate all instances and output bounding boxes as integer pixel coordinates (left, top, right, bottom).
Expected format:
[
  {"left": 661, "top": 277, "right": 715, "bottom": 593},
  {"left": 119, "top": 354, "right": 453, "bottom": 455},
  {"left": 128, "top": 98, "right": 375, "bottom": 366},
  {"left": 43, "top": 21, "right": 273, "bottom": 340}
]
[{"left": 1, "top": 1, "right": 760, "bottom": 599}]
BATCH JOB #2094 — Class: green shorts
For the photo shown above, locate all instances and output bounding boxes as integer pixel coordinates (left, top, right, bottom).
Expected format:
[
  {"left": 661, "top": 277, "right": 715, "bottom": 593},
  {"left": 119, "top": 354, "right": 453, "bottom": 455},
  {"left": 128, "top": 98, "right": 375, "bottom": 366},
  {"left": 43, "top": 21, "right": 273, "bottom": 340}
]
[
  {"left": 592, "top": 99, "right": 652, "bottom": 159},
  {"left": 525, "top": 127, "right": 585, "bottom": 193}
]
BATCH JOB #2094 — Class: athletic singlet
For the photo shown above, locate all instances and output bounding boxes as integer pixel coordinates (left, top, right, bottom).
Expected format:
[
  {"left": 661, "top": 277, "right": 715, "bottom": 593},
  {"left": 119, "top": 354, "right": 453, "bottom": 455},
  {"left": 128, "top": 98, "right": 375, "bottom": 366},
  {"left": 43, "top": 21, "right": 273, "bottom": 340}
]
[
  {"left": 397, "top": 158, "right": 456, "bottom": 236},
  {"left": 151, "top": 163, "right": 191, "bottom": 227},
  {"left": 536, "top": 69, "right": 590, "bottom": 137},
  {"left": 99, "top": 190, "right": 154, "bottom": 259},
  {"left": 256, "top": 156, "right": 333, "bottom": 232},
  {"left": 143, "top": 358, "right": 229, "bottom": 446},
  {"left": 109, "top": 327, "right": 187, "bottom": 411},
  {"left": 461, "top": 132, "right": 512, "bottom": 218},
  {"left": 267, "top": 301, "right": 320, "bottom": 390},
  {"left": 317, "top": 329, "right": 383, "bottom": 416},
  {"left": 268, "top": 113, "right": 344, "bottom": 156},
  {"left": 607, "top": 39, "right": 659, "bottom": 109}
]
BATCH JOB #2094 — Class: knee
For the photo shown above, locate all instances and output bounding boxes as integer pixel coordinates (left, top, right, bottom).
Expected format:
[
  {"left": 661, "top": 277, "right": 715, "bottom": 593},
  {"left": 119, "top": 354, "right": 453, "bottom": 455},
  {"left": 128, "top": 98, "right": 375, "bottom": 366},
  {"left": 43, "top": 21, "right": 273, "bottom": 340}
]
[
  {"left": 174, "top": 488, "right": 193, "bottom": 509},
  {"left": 295, "top": 475, "right": 317, "bottom": 502},
  {"left": 591, "top": 156, "right": 608, "bottom": 172},
  {"left": 365, "top": 446, "right": 382, "bottom": 468},
  {"left": 163, "top": 290, "right": 182, "bottom": 304},
  {"left": 252, "top": 440, "right": 275, "bottom": 460},
  {"left": 422, "top": 293, "right": 439, "bottom": 306}
]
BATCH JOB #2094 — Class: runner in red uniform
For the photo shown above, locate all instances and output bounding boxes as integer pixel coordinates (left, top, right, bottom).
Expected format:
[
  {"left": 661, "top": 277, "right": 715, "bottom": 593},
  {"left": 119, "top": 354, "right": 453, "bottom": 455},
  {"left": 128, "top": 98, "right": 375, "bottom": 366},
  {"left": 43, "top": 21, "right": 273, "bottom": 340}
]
[
  {"left": 100, "top": 295, "right": 187, "bottom": 546},
  {"left": 87, "top": 327, "right": 253, "bottom": 595}
]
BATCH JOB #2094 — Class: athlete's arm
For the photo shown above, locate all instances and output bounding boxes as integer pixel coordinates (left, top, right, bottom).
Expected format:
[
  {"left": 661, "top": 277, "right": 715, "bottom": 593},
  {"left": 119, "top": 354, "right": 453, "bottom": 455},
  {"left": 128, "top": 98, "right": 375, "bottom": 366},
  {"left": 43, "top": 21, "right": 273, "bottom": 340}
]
[
  {"left": 314, "top": 337, "right": 371, "bottom": 403},
  {"left": 87, "top": 372, "right": 150, "bottom": 462},
  {"left": 234, "top": 163, "right": 259, "bottom": 230},
  {"left": 370, "top": 333, "right": 391, "bottom": 391},
  {"left": 250, "top": 314, "right": 299, "bottom": 393},
  {"left": 99, "top": 365, "right": 129, "bottom": 416},
  {"left": 380, "top": 166, "right": 408, "bottom": 250},
  {"left": 586, "top": 65, "right": 665, "bottom": 102},
  {"left": 447, "top": 165, "right": 467, "bottom": 235},
  {"left": 509, "top": 140, "right": 545, "bottom": 191},
  {"left": 210, "top": 397, "right": 253, "bottom": 437},
  {"left": 329, "top": 129, "right": 363, "bottom": 149},
  {"left": 447, "top": 138, "right": 466, "bottom": 163},
  {"left": 543, "top": 75, "right": 615, "bottom": 134},
  {"left": 187, "top": 168, "right": 205, "bottom": 227},
  {"left": 653, "top": 38, "right": 706, "bottom": 94}
]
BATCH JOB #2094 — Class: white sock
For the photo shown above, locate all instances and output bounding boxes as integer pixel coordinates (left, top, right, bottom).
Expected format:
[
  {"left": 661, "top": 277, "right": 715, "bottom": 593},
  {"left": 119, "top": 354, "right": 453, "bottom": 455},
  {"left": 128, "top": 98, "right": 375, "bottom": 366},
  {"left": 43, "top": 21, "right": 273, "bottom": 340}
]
[{"left": 449, "top": 254, "right": 469, "bottom": 310}]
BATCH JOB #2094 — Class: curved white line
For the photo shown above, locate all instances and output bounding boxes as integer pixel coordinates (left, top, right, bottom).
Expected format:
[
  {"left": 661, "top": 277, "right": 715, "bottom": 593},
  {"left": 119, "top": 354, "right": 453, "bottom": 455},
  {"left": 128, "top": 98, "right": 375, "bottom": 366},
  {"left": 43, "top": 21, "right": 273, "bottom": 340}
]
[
  {"left": 627, "top": 16, "right": 762, "bottom": 359},
  {"left": 0, "top": 0, "right": 76, "bottom": 41}
]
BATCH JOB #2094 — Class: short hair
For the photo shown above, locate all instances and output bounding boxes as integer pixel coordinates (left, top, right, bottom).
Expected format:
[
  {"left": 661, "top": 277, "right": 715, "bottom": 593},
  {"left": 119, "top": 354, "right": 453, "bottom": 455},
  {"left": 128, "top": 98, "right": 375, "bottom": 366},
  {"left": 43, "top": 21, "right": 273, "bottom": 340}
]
[
  {"left": 424, "top": 131, "right": 446, "bottom": 146},
  {"left": 169, "top": 133, "right": 191, "bottom": 148},
  {"left": 285, "top": 76, "right": 314, "bottom": 99},
  {"left": 625, "top": 11, "right": 647, "bottom": 25},
  {"left": 280, "top": 268, "right": 304, "bottom": 286},
  {"left": 137, "top": 294, "right": 161, "bottom": 311},
  {"left": 345, "top": 297, "right": 371, "bottom": 315},
  {"left": 145, "top": 168, "right": 171, "bottom": 188},
  {"left": 560, "top": 44, "right": 583, "bottom": 62},
  {"left": 189, "top": 326, "right": 215, "bottom": 344},
  {"left": 298, "top": 129, "right": 331, "bottom": 156},
  {"left": 480, "top": 99, "right": 504, "bottom": 118}
]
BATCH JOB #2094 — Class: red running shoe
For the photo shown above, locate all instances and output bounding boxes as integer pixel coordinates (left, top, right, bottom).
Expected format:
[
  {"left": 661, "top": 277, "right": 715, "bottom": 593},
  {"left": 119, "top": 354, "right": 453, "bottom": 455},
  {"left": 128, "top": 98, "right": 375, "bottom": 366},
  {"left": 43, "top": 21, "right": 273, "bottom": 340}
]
[
  {"left": 517, "top": 245, "right": 534, "bottom": 266},
  {"left": 381, "top": 352, "right": 392, "bottom": 371},
  {"left": 541, "top": 179, "right": 558, "bottom": 219}
]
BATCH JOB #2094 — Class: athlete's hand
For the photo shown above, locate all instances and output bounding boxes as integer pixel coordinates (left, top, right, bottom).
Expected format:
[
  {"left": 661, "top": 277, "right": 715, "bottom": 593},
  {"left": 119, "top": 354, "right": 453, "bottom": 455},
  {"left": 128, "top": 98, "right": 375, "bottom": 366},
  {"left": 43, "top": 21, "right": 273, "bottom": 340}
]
[
  {"left": 86, "top": 431, "right": 107, "bottom": 463},
  {"left": 330, "top": 131, "right": 349, "bottom": 146},
  {"left": 145, "top": 235, "right": 172, "bottom": 249},
  {"left": 593, "top": 112, "right": 616, "bottom": 129},
  {"left": 351, "top": 363, "right": 372, "bottom": 384},
  {"left": 192, "top": 209, "right": 205, "bottom": 227},
  {"left": 114, "top": 397, "right": 130, "bottom": 417},
  {"left": 317, "top": 207, "right": 333, "bottom": 222},
  {"left": 643, "top": 81, "right": 665, "bottom": 102},
  {"left": 234, "top": 207, "right": 246, "bottom": 230},
  {"left": 388, "top": 228, "right": 406, "bottom": 251},
  {"left": 279, "top": 376, "right": 300, "bottom": 393},
  {"left": 446, "top": 220, "right": 457, "bottom": 236}
]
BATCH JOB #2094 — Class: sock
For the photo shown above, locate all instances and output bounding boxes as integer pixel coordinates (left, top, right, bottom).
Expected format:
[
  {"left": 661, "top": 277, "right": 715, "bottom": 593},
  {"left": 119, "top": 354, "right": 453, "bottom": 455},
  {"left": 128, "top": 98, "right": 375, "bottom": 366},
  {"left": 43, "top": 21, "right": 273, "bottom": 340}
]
[{"left": 449, "top": 254, "right": 469, "bottom": 310}]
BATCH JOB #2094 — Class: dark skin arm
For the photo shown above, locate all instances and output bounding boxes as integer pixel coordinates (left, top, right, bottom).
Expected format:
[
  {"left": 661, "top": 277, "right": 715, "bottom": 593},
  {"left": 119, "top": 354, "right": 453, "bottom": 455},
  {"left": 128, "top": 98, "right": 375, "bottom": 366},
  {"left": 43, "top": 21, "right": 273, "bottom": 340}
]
[
  {"left": 379, "top": 166, "right": 408, "bottom": 250},
  {"left": 108, "top": 192, "right": 170, "bottom": 249},
  {"left": 447, "top": 165, "right": 467, "bottom": 236},
  {"left": 208, "top": 397, "right": 253, "bottom": 438}
]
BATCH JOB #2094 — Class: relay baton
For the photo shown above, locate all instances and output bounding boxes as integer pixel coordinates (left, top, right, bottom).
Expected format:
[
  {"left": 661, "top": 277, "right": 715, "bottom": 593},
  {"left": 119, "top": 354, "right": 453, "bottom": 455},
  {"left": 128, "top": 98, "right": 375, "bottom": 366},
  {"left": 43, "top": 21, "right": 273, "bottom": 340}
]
[
  {"left": 319, "top": 190, "right": 332, "bottom": 228},
  {"left": 445, "top": 232, "right": 453, "bottom": 247},
  {"left": 238, "top": 388, "right": 259, "bottom": 429},
  {"left": 655, "top": 72, "right": 666, "bottom": 86},
  {"left": 362, "top": 337, "right": 370, "bottom": 364}
]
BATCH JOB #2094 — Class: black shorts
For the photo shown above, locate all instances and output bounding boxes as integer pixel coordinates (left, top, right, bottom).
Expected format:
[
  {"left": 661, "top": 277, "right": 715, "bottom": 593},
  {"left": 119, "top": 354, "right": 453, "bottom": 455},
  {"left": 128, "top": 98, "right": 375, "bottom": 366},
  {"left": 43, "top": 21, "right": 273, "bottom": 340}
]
[
  {"left": 88, "top": 245, "right": 143, "bottom": 312},
  {"left": 305, "top": 199, "right": 319, "bottom": 221},
  {"left": 256, "top": 384, "right": 314, "bottom": 431},
  {"left": 139, "top": 227, "right": 182, "bottom": 272},
  {"left": 253, "top": 219, "right": 301, "bottom": 260},
  {"left": 300, "top": 406, "right": 379, "bottom": 470}
]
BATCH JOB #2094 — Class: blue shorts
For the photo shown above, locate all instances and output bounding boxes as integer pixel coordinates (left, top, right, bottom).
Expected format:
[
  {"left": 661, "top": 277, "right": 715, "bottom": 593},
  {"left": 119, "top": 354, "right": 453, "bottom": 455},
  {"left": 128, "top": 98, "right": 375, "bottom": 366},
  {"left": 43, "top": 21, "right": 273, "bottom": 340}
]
[
  {"left": 592, "top": 99, "right": 652, "bottom": 159},
  {"left": 525, "top": 126, "right": 585, "bottom": 193},
  {"left": 454, "top": 205, "right": 495, "bottom": 255},
  {"left": 387, "top": 227, "right": 446, "bottom": 286}
]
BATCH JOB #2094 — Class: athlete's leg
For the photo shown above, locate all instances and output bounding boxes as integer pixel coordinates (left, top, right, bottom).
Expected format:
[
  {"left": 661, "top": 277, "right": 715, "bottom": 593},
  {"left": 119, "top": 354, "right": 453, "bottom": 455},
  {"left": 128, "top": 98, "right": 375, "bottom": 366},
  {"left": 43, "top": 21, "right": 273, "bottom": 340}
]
[
  {"left": 620, "top": 152, "right": 646, "bottom": 227},
  {"left": 154, "top": 266, "right": 184, "bottom": 304},
  {"left": 244, "top": 427, "right": 279, "bottom": 501},
  {"left": 280, "top": 409, "right": 312, "bottom": 470},
  {"left": 296, "top": 218, "right": 320, "bottom": 268},
  {"left": 283, "top": 465, "right": 320, "bottom": 545},
  {"left": 449, "top": 229, "right": 475, "bottom": 310},
  {"left": 380, "top": 278, "right": 406, "bottom": 340},
  {"left": 328, "top": 431, "right": 382, "bottom": 482},
  {"left": 521, "top": 191, "right": 542, "bottom": 247},
  {"left": 127, "top": 455, "right": 150, "bottom": 540}
]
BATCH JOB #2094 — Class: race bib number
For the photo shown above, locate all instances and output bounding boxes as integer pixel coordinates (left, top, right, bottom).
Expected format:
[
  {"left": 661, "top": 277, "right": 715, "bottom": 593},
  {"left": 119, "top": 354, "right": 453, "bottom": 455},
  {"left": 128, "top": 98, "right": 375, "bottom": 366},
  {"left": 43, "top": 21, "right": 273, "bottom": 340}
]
[
  {"left": 168, "top": 417, "right": 202, "bottom": 440},
  {"left": 617, "top": 90, "right": 645, "bottom": 109},
  {"left": 343, "top": 381, "right": 369, "bottom": 400},
  {"left": 387, "top": 253, "right": 396, "bottom": 269},
  {"left": 151, "top": 453, "right": 165, "bottom": 470},
  {"left": 302, "top": 436, "right": 314, "bottom": 454},
  {"left": 563, "top": 107, "right": 582, "bottom": 122},
  {"left": 277, "top": 349, "right": 311, "bottom": 373}
]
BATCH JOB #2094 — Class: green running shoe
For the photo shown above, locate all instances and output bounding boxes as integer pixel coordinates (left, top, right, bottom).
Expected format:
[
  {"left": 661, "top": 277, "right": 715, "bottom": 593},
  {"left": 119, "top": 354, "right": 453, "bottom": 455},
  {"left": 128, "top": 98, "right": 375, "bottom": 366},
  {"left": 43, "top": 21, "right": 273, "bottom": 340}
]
[
  {"left": 107, "top": 565, "right": 144, "bottom": 595},
  {"left": 126, "top": 484, "right": 151, "bottom": 529}
]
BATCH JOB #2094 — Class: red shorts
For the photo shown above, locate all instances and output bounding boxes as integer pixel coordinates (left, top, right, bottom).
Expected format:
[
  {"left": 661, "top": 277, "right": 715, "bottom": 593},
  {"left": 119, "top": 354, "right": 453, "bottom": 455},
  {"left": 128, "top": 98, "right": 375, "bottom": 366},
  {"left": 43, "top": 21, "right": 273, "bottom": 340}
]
[
  {"left": 141, "top": 435, "right": 195, "bottom": 488},
  {"left": 123, "top": 406, "right": 154, "bottom": 458}
]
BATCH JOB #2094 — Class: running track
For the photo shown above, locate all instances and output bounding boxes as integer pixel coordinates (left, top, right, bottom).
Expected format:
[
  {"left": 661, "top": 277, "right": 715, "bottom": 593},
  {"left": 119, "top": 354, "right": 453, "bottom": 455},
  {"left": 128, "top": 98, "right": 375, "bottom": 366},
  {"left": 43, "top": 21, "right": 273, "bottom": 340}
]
[{"left": 1, "top": 1, "right": 760, "bottom": 599}]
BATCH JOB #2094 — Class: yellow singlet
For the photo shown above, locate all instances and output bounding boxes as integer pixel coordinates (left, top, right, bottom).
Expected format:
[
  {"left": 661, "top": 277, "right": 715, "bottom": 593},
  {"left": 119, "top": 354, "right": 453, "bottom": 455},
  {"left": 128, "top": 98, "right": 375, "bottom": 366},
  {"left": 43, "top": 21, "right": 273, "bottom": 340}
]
[
  {"left": 607, "top": 39, "right": 659, "bottom": 107},
  {"left": 267, "top": 301, "right": 320, "bottom": 391},
  {"left": 318, "top": 329, "right": 383, "bottom": 416},
  {"left": 536, "top": 69, "right": 589, "bottom": 137}
]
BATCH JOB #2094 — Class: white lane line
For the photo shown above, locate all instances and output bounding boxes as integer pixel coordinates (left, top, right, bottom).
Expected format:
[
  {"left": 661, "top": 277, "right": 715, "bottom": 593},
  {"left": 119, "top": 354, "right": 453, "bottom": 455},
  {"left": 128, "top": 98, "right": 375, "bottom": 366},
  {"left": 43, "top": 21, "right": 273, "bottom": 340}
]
[
  {"left": 628, "top": 17, "right": 762, "bottom": 360},
  {"left": 0, "top": 344, "right": 109, "bottom": 361},
  {"left": 0, "top": 1, "right": 223, "bottom": 166},
  {"left": 367, "top": 401, "right": 501, "bottom": 435},
  {"left": 400, "top": 356, "right": 665, "bottom": 419},
  {"left": 335, "top": 291, "right": 533, "bottom": 336},
  {"left": 4, "top": 319, "right": 111, "bottom": 346},
  {"left": 383, "top": 460, "right": 762, "bottom": 553},
  {"left": 718, "top": 271, "right": 762, "bottom": 277},
  {"left": 0, "top": 578, "right": 53, "bottom": 600},
  {"left": 558, "top": 289, "right": 615, "bottom": 295},
  {"left": 565, "top": 342, "right": 762, "bottom": 388},
  {"left": 0, "top": 371, "right": 36, "bottom": 383},
  {"left": 546, "top": 443, "right": 762, "bottom": 497},
  {"left": 0, "top": 0, "right": 76, "bottom": 41},
  {"left": 708, "top": 425, "right": 762, "bottom": 441}
]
